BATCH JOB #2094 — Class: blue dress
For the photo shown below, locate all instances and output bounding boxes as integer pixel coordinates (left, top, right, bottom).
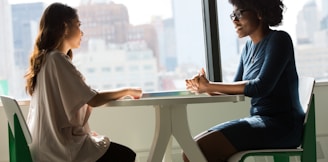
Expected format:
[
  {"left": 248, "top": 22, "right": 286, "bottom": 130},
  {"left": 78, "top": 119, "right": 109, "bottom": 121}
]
[{"left": 209, "top": 30, "right": 305, "bottom": 150}]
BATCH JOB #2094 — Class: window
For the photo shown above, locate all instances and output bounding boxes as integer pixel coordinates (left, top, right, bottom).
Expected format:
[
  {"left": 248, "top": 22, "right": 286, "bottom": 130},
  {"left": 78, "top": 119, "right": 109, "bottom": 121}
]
[
  {"left": 1, "top": 0, "right": 327, "bottom": 100},
  {"left": 0, "top": 0, "right": 206, "bottom": 99},
  {"left": 217, "top": 0, "right": 328, "bottom": 82}
]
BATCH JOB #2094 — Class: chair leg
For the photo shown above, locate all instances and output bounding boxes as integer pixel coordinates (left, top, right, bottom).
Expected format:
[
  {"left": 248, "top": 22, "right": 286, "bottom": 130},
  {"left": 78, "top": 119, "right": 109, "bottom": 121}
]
[
  {"left": 301, "top": 95, "right": 317, "bottom": 162},
  {"left": 14, "top": 115, "right": 33, "bottom": 162},
  {"left": 8, "top": 125, "right": 16, "bottom": 162}
]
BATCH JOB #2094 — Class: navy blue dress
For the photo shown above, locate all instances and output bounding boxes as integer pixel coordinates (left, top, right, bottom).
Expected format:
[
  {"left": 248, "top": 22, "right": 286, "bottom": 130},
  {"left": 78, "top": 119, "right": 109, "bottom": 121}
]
[{"left": 209, "top": 30, "right": 305, "bottom": 150}]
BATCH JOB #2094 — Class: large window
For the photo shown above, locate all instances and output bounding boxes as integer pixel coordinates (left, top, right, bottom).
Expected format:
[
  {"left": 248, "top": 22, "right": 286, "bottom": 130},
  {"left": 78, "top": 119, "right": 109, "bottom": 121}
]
[
  {"left": 1, "top": 0, "right": 327, "bottom": 100},
  {"left": 0, "top": 0, "right": 206, "bottom": 99},
  {"left": 217, "top": 0, "right": 328, "bottom": 82}
]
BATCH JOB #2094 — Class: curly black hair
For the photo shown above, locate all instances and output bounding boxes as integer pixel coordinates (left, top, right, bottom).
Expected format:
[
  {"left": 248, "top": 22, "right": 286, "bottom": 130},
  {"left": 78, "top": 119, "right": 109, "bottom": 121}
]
[{"left": 228, "top": 0, "right": 285, "bottom": 27}]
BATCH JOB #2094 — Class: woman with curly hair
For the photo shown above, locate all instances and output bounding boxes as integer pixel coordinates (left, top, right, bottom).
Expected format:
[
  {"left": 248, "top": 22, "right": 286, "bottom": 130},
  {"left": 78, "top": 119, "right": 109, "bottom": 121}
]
[
  {"left": 25, "top": 3, "right": 142, "bottom": 162},
  {"left": 184, "top": 0, "right": 303, "bottom": 161}
]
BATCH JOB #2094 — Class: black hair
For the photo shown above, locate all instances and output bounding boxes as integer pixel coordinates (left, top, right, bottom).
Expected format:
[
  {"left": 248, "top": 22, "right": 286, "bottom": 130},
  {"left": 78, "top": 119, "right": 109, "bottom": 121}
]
[{"left": 229, "top": 0, "right": 285, "bottom": 26}]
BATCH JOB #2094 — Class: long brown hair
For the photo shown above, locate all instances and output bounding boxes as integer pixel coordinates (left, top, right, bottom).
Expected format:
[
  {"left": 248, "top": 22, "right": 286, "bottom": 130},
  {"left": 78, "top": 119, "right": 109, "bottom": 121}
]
[{"left": 25, "top": 3, "right": 77, "bottom": 95}]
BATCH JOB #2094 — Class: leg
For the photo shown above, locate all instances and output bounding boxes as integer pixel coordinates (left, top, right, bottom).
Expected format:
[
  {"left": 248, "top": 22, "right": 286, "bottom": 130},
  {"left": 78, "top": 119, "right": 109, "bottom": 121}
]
[
  {"left": 183, "top": 130, "right": 238, "bottom": 162},
  {"left": 97, "top": 142, "right": 136, "bottom": 162}
]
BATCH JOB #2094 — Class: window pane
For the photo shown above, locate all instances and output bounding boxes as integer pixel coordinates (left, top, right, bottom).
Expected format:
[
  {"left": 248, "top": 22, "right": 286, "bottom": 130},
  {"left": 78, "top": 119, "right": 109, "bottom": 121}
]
[
  {"left": 218, "top": 0, "right": 328, "bottom": 82},
  {"left": 0, "top": 0, "right": 206, "bottom": 99}
]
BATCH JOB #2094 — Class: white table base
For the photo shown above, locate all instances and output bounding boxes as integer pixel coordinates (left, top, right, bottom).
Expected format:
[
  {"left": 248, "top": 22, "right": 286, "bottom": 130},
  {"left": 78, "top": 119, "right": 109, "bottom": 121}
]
[
  {"left": 105, "top": 94, "right": 244, "bottom": 162},
  {"left": 147, "top": 104, "right": 207, "bottom": 162}
]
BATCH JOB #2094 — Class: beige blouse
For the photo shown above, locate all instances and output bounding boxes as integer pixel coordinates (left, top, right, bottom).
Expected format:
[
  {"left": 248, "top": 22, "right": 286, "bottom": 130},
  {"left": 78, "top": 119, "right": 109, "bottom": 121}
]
[{"left": 27, "top": 51, "right": 109, "bottom": 162}]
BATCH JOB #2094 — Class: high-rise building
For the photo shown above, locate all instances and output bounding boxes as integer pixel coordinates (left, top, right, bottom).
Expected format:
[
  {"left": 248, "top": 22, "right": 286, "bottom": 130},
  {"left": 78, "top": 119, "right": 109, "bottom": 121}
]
[
  {"left": 75, "top": 1, "right": 161, "bottom": 91},
  {"left": 162, "top": 18, "right": 177, "bottom": 71},
  {"left": 321, "top": 16, "right": 328, "bottom": 30},
  {"left": 295, "top": 0, "right": 328, "bottom": 81},
  {"left": 11, "top": 2, "right": 45, "bottom": 69},
  {"left": 320, "top": 0, "right": 328, "bottom": 30},
  {"left": 78, "top": 2, "right": 130, "bottom": 50},
  {"left": 296, "top": 1, "right": 319, "bottom": 44},
  {"left": 321, "top": 0, "right": 328, "bottom": 18},
  {"left": 78, "top": 1, "right": 160, "bottom": 57},
  {"left": 77, "top": 1, "right": 160, "bottom": 67},
  {"left": 0, "top": 0, "right": 15, "bottom": 95},
  {"left": 128, "top": 23, "right": 159, "bottom": 66},
  {"left": 74, "top": 39, "right": 159, "bottom": 92}
]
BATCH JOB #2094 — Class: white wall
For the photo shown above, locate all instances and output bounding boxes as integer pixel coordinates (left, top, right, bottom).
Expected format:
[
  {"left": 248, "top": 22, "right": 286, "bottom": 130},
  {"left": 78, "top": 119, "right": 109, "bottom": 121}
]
[{"left": 1, "top": 83, "right": 328, "bottom": 162}]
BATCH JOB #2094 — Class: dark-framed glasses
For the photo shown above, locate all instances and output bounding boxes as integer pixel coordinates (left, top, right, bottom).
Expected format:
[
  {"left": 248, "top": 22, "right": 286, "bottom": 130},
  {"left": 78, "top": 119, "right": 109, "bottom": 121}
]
[{"left": 230, "top": 9, "right": 248, "bottom": 21}]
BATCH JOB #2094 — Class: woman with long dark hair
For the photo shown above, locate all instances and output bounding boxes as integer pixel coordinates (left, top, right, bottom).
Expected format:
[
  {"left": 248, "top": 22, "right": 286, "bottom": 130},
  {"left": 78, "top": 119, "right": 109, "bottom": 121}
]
[{"left": 25, "top": 3, "right": 141, "bottom": 162}]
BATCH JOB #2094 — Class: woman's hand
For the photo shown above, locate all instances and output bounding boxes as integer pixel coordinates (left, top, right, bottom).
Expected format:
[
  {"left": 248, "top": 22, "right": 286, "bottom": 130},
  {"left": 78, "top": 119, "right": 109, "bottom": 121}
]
[
  {"left": 126, "top": 88, "right": 143, "bottom": 99},
  {"left": 88, "top": 88, "right": 143, "bottom": 107},
  {"left": 185, "top": 68, "right": 209, "bottom": 94}
]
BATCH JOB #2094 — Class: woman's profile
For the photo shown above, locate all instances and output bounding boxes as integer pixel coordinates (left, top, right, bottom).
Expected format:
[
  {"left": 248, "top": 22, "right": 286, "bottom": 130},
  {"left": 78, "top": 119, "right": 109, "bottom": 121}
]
[{"left": 25, "top": 3, "right": 142, "bottom": 162}]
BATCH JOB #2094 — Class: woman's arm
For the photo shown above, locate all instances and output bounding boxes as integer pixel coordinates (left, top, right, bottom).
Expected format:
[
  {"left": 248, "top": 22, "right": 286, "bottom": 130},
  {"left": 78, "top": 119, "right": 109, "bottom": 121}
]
[
  {"left": 186, "top": 68, "right": 248, "bottom": 95},
  {"left": 205, "top": 81, "right": 248, "bottom": 95},
  {"left": 190, "top": 77, "right": 247, "bottom": 95},
  {"left": 245, "top": 31, "right": 294, "bottom": 97},
  {"left": 87, "top": 88, "right": 142, "bottom": 107}
]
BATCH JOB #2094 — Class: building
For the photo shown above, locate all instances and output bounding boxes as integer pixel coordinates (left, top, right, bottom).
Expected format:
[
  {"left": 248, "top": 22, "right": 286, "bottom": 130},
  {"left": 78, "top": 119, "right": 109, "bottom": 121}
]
[
  {"left": 76, "top": 1, "right": 175, "bottom": 91},
  {"left": 77, "top": 2, "right": 130, "bottom": 51},
  {"left": 295, "top": 0, "right": 328, "bottom": 82},
  {"left": 11, "top": 2, "right": 44, "bottom": 69},
  {"left": 296, "top": 1, "right": 319, "bottom": 44},
  {"left": 0, "top": 0, "right": 15, "bottom": 96},
  {"left": 151, "top": 17, "right": 177, "bottom": 72},
  {"left": 73, "top": 39, "right": 159, "bottom": 92}
]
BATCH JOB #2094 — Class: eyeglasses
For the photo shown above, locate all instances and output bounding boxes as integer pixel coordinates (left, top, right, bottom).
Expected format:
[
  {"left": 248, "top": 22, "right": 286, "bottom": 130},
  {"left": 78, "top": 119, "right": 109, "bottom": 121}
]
[{"left": 230, "top": 9, "right": 248, "bottom": 21}]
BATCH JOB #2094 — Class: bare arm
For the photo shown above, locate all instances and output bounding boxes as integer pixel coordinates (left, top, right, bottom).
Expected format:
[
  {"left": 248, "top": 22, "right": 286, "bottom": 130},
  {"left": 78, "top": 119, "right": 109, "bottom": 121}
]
[
  {"left": 186, "top": 68, "right": 247, "bottom": 95},
  {"left": 87, "top": 88, "right": 142, "bottom": 107},
  {"left": 205, "top": 81, "right": 247, "bottom": 95}
]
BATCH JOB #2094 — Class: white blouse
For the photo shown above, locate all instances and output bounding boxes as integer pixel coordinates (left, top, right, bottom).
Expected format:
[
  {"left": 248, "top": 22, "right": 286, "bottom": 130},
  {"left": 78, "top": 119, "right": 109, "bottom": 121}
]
[{"left": 27, "top": 51, "right": 109, "bottom": 162}]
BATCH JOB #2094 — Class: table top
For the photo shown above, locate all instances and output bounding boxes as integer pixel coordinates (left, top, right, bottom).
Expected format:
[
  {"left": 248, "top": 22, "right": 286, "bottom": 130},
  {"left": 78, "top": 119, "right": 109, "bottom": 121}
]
[{"left": 105, "top": 91, "right": 245, "bottom": 107}]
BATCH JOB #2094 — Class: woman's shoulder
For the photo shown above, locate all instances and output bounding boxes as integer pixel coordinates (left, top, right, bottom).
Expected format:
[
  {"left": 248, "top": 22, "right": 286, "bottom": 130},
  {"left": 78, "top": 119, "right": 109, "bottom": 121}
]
[
  {"left": 44, "top": 50, "right": 73, "bottom": 70},
  {"left": 47, "top": 50, "right": 71, "bottom": 63},
  {"left": 48, "top": 50, "right": 69, "bottom": 59},
  {"left": 271, "top": 30, "right": 292, "bottom": 40},
  {"left": 266, "top": 30, "right": 294, "bottom": 47}
]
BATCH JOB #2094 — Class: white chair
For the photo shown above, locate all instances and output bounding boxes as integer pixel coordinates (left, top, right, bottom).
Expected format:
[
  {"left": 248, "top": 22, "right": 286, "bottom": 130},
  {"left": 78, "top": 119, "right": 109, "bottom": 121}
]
[
  {"left": 1, "top": 95, "right": 33, "bottom": 162},
  {"left": 228, "top": 77, "right": 316, "bottom": 162}
]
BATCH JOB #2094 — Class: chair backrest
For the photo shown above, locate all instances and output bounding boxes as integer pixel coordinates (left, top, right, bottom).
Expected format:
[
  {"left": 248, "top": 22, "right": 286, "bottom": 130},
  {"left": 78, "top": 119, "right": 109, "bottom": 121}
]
[
  {"left": 298, "top": 77, "right": 315, "bottom": 124},
  {"left": 298, "top": 77, "right": 316, "bottom": 161},
  {"left": 1, "top": 95, "right": 32, "bottom": 144},
  {"left": 227, "top": 77, "right": 316, "bottom": 162}
]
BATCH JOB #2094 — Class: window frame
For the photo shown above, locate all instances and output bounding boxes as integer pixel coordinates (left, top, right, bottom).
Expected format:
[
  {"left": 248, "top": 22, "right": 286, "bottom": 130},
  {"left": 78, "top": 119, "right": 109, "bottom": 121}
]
[{"left": 202, "top": 0, "right": 223, "bottom": 82}]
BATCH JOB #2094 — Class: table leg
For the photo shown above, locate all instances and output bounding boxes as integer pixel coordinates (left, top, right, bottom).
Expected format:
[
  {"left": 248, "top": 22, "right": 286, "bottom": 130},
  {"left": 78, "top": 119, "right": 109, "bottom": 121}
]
[
  {"left": 171, "top": 104, "right": 207, "bottom": 162},
  {"left": 163, "top": 136, "right": 173, "bottom": 162},
  {"left": 148, "top": 105, "right": 172, "bottom": 162}
]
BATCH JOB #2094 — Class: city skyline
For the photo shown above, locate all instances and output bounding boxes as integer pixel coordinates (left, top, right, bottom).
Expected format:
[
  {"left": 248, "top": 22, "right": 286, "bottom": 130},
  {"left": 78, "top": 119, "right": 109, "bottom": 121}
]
[
  {"left": 8, "top": 0, "right": 172, "bottom": 25},
  {"left": 1, "top": 0, "right": 328, "bottom": 99}
]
